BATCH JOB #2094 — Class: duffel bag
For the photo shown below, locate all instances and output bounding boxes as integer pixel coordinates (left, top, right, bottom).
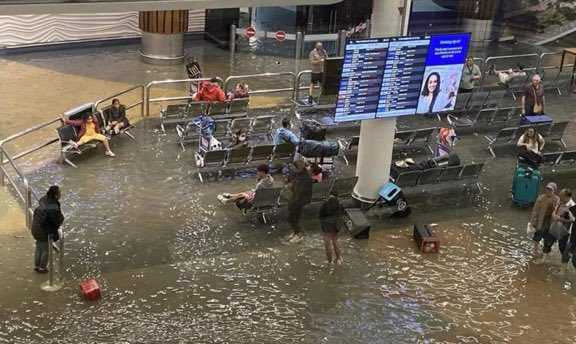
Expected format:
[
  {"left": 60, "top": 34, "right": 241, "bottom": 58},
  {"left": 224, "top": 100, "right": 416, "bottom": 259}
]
[
  {"left": 301, "top": 120, "right": 327, "bottom": 141},
  {"left": 299, "top": 139, "right": 339, "bottom": 158}
]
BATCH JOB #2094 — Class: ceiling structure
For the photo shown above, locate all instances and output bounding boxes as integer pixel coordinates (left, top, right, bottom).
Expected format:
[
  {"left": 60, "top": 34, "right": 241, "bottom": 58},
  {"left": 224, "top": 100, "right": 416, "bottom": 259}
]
[{"left": 0, "top": 0, "right": 342, "bottom": 15}]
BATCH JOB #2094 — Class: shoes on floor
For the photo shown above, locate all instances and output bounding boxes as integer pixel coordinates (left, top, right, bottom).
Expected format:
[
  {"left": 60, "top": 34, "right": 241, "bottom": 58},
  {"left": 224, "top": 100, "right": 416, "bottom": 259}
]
[
  {"left": 105, "top": 151, "right": 116, "bottom": 157},
  {"left": 34, "top": 267, "right": 48, "bottom": 273},
  {"left": 217, "top": 194, "right": 229, "bottom": 204}
]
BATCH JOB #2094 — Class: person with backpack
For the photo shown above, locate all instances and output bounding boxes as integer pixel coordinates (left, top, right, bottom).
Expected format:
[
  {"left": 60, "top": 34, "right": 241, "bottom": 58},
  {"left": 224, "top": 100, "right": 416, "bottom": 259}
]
[
  {"left": 319, "top": 191, "right": 343, "bottom": 264},
  {"left": 285, "top": 160, "right": 313, "bottom": 243},
  {"left": 31, "top": 186, "right": 64, "bottom": 273}
]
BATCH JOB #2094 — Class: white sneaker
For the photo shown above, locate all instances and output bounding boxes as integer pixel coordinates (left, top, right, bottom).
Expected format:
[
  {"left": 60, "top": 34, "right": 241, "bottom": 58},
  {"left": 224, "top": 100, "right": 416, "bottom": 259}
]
[
  {"left": 105, "top": 151, "right": 116, "bottom": 157},
  {"left": 217, "top": 194, "right": 228, "bottom": 204}
]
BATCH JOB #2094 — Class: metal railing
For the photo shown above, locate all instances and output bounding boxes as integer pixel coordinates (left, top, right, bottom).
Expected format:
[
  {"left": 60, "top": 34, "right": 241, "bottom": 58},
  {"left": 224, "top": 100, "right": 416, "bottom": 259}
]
[
  {"left": 295, "top": 70, "right": 313, "bottom": 100},
  {"left": 144, "top": 77, "right": 222, "bottom": 117},
  {"left": 484, "top": 53, "right": 541, "bottom": 74},
  {"left": 223, "top": 72, "right": 297, "bottom": 101},
  {"left": 0, "top": 118, "right": 65, "bottom": 292},
  {"left": 93, "top": 84, "right": 145, "bottom": 117}
]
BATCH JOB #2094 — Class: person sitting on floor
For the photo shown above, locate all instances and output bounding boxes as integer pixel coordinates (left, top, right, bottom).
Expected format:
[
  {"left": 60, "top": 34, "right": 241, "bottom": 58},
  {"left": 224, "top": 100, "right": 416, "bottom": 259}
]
[
  {"left": 227, "top": 82, "right": 250, "bottom": 100},
  {"left": 273, "top": 117, "right": 300, "bottom": 146},
  {"left": 105, "top": 98, "right": 131, "bottom": 135},
  {"left": 517, "top": 127, "right": 545, "bottom": 166},
  {"left": 64, "top": 113, "right": 115, "bottom": 157},
  {"left": 308, "top": 162, "right": 323, "bottom": 183},
  {"left": 217, "top": 164, "right": 274, "bottom": 209},
  {"left": 193, "top": 78, "right": 227, "bottom": 102}
]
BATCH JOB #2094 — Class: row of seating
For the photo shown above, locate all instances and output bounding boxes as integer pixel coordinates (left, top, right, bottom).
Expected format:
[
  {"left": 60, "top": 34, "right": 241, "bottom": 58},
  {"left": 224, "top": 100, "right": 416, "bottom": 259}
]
[
  {"left": 160, "top": 98, "right": 250, "bottom": 132},
  {"left": 448, "top": 106, "right": 522, "bottom": 128},
  {"left": 246, "top": 176, "right": 358, "bottom": 224},
  {"left": 393, "top": 163, "right": 484, "bottom": 191},
  {"left": 57, "top": 107, "right": 136, "bottom": 168},
  {"left": 176, "top": 115, "right": 276, "bottom": 151},
  {"left": 339, "top": 127, "right": 437, "bottom": 165},
  {"left": 195, "top": 143, "right": 296, "bottom": 183},
  {"left": 484, "top": 121, "right": 569, "bottom": 158},
  {"left": 541, "top": 150, "right": 576, "bottom": 168}
]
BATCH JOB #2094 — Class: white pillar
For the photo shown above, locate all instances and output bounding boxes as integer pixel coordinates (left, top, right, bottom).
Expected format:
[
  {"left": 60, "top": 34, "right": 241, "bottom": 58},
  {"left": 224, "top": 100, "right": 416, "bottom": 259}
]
[{"left": 353, "top": 0, "right": 408, "bottom": 202}]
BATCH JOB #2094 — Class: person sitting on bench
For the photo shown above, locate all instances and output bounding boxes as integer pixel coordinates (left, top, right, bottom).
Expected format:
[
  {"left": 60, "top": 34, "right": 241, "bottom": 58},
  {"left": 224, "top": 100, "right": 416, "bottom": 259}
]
[
  {"left": 105, "top": 98, "right": 130, "bottom": 135},
  {"left": 194, "top": 78, "right": 227, "bottom": 102},
  {"left": 217, "top": 164, "right": 274, "bottom": 209},
  {"left": 64, "top": 113, "right": 115, "bottom": 157},
  {"left": 273, "top": 118, "right": 300, "bottom": 146},
  {"left": 517, "top": 127, "right": 545, "bottom": 166},
  {"left": 227, "top": 82, "right": 250, "bottom": 100}
]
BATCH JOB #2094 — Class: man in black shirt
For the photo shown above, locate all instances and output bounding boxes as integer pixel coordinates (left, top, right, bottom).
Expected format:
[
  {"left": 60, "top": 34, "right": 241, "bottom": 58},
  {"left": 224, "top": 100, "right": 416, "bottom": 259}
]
[{"left": 31, "top": 186, "right": 64, "bottom": 273}]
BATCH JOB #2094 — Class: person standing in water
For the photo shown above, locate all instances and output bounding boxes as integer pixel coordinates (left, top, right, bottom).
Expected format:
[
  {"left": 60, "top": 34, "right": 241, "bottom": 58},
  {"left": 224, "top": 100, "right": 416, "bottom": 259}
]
[{"left": 319, "top": 191, "right": 343, "bottom": 264}]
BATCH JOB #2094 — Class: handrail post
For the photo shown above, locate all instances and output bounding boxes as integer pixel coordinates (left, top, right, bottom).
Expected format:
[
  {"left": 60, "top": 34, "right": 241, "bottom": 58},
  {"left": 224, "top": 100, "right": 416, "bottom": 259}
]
[
  {"left": 295, "top": 31, "right": 304, "bottom": 62},
  {"left": 41, "top": 233, "right": 63, "bottom": 292},
  {"left": 140, "top": 85, "right": 145, "bottom": 117},
  {"left": 0, "top": 148, "right": 5, "bottom": 186},
  {"left": 145, "top": 84, "right": 151, "bottom": 117},
  {"left": 337, "top": 29, "right": 347, "bottom": 57},
  {"left": 25, "top": 180, "right": 32, "bottom": 229},
  {"left": 48, "top": 235, "right": 54, "bottom": 286},
  {"left": 230, "top": 24, "right": 237, "bottom": 69}
]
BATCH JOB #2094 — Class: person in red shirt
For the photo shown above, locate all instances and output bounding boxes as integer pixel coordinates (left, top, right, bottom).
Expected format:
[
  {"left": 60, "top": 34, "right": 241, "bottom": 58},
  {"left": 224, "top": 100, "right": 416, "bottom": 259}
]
[{"left": 194, "top": 78, "right": 227, "bottom": 102}]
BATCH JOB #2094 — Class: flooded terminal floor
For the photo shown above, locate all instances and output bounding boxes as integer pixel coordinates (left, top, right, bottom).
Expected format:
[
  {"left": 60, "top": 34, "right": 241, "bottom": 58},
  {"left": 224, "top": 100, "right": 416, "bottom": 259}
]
[{"left": 2, "top": 39, "right": 576, "bottom": 343}]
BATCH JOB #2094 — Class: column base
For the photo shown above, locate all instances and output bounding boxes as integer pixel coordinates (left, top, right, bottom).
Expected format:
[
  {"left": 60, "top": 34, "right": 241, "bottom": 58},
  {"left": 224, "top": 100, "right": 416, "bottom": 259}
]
[{"left": 140, "top": 31, "right": 184, "bottom": 65}]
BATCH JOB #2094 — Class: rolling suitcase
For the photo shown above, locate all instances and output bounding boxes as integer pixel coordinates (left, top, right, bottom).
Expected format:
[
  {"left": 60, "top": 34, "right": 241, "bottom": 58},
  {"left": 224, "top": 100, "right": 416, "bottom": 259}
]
[{"left": 512, "top": 164, "right": 541, "bottom": 206}]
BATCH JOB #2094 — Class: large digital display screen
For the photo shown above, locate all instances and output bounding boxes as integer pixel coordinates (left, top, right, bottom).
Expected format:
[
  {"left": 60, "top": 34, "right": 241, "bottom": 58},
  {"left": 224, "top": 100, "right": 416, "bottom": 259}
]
[{"left": 335, "top": 33, "right": 471, "bottom": 122}]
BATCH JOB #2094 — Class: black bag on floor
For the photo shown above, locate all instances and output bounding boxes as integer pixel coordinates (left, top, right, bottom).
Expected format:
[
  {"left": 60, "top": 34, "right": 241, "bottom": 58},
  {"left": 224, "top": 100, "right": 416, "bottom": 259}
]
[
  {"left": 301, "top": 120, "right": 327, "bottom": 141},
  {"left": 299, "top": 139, "right": 339, "bottom": 158}
]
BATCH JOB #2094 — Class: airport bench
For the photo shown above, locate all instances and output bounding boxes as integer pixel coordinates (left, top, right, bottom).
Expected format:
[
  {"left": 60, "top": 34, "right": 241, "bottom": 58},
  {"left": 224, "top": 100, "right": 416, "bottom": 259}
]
[
  {"left": 541, "top": 150, "right": 576, "bottom": 168},
  {"left": 393, "top": 163, "right": 484, "bottom": 192},
  {"left": 57, "top": 111, "right": 112, "bottom": 168},
  {"left": 194, "top": 143, "right": 296, "bottom": 183},
  {"left": 339, "top": 128, "right": 437, "bottom": 166},
  {"left": 448, "top": 106, "right": 522, "bottom": 128},
  {"left": 160, "top": 98, "right": 249, "bottom": 132},
  {"left": 484, "top": 121, "right": 569, "bottom": 158},
  {"left": 244, "top": 187, "right": 284, "bottom": 224},
  {"left": 175, "top": 115, "right": 276, "bottom": 151},
  {"left": 100, "top": 106, "right": 136, "bottom": 141}
]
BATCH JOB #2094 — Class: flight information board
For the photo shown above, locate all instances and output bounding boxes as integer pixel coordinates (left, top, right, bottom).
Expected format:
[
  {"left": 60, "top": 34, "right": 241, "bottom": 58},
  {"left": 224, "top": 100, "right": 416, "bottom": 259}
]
[{"left": 335, "top": 33, "right": 471, "bottom": 122}]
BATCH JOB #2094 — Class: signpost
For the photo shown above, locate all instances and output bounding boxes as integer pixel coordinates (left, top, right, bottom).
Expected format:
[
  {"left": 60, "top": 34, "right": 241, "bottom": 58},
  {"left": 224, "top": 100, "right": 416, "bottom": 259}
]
[
  {"left": 275, "top": 31, "right": 287, "bottom": 42},
  {"left": 244, "top": 26, "right": 256, "bottom": 39}
]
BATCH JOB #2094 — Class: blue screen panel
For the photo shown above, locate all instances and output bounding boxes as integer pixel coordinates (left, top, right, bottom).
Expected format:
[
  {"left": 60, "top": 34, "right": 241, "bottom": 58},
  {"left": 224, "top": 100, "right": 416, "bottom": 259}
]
[{"left": 416, "top": 33, "right": 471, "bottom": 114}]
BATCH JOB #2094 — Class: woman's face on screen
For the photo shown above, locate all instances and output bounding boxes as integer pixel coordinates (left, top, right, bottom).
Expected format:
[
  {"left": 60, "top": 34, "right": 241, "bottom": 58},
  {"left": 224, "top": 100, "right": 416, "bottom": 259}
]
[{"left": 427, "top": 74, "right": 438, "bottom": 93}]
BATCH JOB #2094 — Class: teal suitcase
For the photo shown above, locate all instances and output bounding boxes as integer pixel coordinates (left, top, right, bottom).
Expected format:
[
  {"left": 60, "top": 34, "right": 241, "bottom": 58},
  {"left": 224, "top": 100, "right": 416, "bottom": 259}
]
[{"left": 512, "top": 164, "right": 541, "bottom": 206}]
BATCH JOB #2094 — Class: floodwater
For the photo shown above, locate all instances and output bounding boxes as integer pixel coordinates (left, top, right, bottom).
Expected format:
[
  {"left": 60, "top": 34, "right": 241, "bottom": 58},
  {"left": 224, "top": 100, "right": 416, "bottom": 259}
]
[{"left": 1, "top": 40, "right": 576, "bottom": 343}]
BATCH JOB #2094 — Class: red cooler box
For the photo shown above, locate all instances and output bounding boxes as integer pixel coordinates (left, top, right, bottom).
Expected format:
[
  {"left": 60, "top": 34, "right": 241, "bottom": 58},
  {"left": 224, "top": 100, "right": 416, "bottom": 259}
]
[{"left": 80, "top": 279, "right": 101, "bottom": 301}]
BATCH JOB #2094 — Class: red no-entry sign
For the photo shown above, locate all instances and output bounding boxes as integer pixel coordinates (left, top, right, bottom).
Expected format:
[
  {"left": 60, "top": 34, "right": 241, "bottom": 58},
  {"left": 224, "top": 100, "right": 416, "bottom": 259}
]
[
  {"left": 275, "top": 31, "right": 287, "bottom": 42},
  {"left": 244, "top": 26, "right": 256, "bottom": 38}
]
